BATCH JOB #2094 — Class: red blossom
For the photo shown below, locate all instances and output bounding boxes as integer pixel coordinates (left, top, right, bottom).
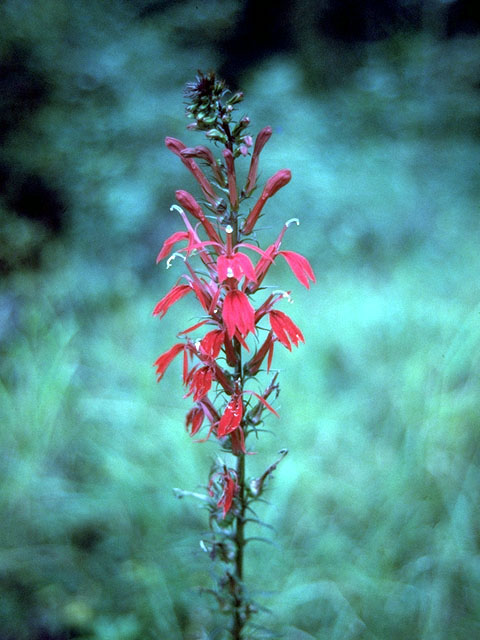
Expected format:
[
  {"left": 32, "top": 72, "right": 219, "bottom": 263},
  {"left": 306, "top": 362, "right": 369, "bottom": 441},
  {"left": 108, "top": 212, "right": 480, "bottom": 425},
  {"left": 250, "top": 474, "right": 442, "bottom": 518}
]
[
  {"left": 186, "top": 406, "right": 205, "bottom": 436},
  {"left": 269, "top": 310, "right": 304, "bottom": 350},
  {"left": 218, "top": 472, "right": 238, "bottom": 517},
  {"left": 156, "top": 85, "right": 316, "bottom": 530},
  {"left": 217, "top": 253, "right": 257, "bottom": 284},
  {"left": 153, "top": 343, "right": 184, "bottom": 381},
  {"left": 217, "top": 394, "right": 243, "bottom": 437},
  {"left": 222, "top": 289, "right": 256, "bottom": 339},
  {"left": 199, "top": 329, "right": 225, "bottom": 359},
  {"left": 153, "top": 284, "right": 191, "bottom": 318},
  {"left": 185, "top": 365, "right": 213, "bottom": 401},
  {"left": 278, "top": 250, "right": 316, "bottom": 289},
  {"left": 156, "top": 231, "right": 189, "bottom": 263},
  {"left": 210, "top": 468, "right": 238, "bottom": 518}
]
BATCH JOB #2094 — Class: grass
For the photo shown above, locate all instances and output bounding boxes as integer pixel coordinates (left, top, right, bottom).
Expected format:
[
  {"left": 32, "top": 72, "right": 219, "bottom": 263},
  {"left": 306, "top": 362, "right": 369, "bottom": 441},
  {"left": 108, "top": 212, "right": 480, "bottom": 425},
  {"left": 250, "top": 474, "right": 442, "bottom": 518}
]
[{"left": 1, "top": 14, "right": 480, "bottom": 638}]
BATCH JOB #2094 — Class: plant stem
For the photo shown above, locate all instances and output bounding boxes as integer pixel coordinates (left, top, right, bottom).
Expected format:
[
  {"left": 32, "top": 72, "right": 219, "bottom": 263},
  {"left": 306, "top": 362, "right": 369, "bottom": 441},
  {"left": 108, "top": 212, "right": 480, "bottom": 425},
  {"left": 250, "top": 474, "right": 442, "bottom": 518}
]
[
  {"left": 232, "top": 451, "right": 246, "bottom": 639},
  {"left": 230, "top": 201, "right": 246, "bottom": 639}
]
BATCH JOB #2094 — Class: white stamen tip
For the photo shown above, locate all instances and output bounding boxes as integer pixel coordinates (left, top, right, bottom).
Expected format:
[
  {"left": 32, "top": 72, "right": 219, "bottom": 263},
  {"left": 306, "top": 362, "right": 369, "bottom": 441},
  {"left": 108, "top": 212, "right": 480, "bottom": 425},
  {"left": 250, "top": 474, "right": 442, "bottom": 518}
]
[
  {"left": 285, "top": 218, "right": 300, "bottom": 228},
  {"left": 225, "top": 225, "right": 233, "bottom": 234},
  {"left": 227, "top": 267, "right": 234, "bottom": 278},
  {"left": 273, "top": 289, "right": 293, "bottom": 303},
  {"left": 170, "top": 204, "right": 184, "bottom": 215},
  {"left": 166, "top": 252, "right": 187, "bottom": 269}
]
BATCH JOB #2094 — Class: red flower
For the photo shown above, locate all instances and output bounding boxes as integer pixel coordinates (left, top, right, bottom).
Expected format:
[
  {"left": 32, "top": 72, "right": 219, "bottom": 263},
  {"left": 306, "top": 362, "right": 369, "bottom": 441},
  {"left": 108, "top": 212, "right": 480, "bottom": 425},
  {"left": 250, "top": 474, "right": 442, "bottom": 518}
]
[
  {"left": 156, "top": 231, "right": 189, "bottom": 263},
  {"left": 153, "top": 284, "right": 192, "bottom": 318},
  {"left": 217, "top": 253, "right": 257, "bottom": 284},
  {"left": 269, "top": 310, "right": 304, "bottom": 350},
  {"left": 217, "top": 470, "right": 238, "bottom": 517},
  {"left": 199, "top": 329, "right": 225, "bottom": 359},
  {"left": 209, "top": 468, "right": 239, "bottom": 518},
  {"left": 186, "top": 366, "right": 213, "bottom": 402},
  {"left": 186, "top": 406, "right": 205, "bottom": 436},
  {"left": 217, "top": 394, "right": 243, "bottom": 437},
  {"left": 222, "top": 289, "right": 256, "bottom": 339},
  {"left": 278, "top": 250, "right": 316, "bottom": 289},
  {"left": 153, "top": 343, "right": 185, "bottom": 381}
]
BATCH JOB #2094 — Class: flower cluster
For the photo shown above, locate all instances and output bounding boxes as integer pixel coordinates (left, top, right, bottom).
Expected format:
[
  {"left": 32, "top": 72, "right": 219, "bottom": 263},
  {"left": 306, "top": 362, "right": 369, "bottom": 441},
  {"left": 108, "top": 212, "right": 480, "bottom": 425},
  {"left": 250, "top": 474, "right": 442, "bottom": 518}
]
[{"left": 154, "top": 73, "right": 315, "bottom": 520}]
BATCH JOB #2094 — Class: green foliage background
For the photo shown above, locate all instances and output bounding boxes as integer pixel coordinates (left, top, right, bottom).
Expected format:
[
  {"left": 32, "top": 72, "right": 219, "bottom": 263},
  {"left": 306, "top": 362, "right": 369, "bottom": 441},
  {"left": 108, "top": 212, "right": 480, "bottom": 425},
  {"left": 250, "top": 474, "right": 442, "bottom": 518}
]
[{"left": 1, "top": 1, "right": 480, "bottom": 638}]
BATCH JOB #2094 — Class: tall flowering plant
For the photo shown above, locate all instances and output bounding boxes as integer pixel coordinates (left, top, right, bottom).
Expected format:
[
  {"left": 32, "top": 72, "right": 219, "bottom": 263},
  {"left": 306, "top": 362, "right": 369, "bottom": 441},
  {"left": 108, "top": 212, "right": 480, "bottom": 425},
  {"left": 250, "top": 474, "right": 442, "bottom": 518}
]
[{"left": 154, "top": 72, "right": 315, "bottom": 638}]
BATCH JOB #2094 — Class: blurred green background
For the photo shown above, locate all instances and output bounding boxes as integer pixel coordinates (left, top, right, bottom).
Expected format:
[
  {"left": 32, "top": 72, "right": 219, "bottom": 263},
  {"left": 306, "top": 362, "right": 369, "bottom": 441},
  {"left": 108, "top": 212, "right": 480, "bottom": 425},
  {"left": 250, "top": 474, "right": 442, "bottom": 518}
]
[{"left": 1, "top": 1, "right": 480, "bottom": 638}]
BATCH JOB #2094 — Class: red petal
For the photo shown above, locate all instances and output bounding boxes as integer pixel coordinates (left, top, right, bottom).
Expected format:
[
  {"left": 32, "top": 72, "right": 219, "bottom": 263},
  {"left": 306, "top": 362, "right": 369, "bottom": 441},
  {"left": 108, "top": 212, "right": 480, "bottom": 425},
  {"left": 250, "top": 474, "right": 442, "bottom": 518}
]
[
  {"left": 156, "top": 231, "right": 189, "bottom": 263},
  {"left": 217, "top": 396, "right": 243, "bottom": 437},
  {"left": 152, "top": 284, "right": 191, "bottom": 318},
  {"left": 222, "top": 289, "right": 256, "bottom": 339},
  {"left": 278, "top": 251, "right": 316, "bottom": 289},
  {"left": 243, "top": 390, "right": 279, "bottom": 418},
  {"left": 153, "top": 343, "right": 184, "bottom": 381},
  {"left": 218, "top": 253, "right": 257, "bottom": 283},
  {"left": 186, "top": 407, "right": 205, "bottom": 436},
  {"left": 269, "top": 310, "right": 305, "bottom": 350},
  {"left": 200, "top": 329, "right": 225, "bottom": 359},
  {"left": 188, "top": 366, "right": 213, "bottom": 402},
  {"left": 178, "top": 319, "right": 210, "bottom": 335},
  {"left": 217, "top": 472, "right": 238, "bottom": 517}
]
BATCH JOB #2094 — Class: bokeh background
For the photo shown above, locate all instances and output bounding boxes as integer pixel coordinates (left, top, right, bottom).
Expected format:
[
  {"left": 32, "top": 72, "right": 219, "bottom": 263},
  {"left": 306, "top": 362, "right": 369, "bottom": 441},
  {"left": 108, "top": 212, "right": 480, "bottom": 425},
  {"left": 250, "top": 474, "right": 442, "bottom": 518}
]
[{"left": 1, "top": 1, "right": 480, "bottom": 638}]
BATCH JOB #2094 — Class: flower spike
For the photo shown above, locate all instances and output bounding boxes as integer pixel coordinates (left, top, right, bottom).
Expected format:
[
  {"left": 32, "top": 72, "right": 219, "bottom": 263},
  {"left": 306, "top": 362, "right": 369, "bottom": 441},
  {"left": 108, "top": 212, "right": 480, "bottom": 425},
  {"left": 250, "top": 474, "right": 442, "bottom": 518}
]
[{"left": 156, "top": 72, "right": 315, "bottom": 632}]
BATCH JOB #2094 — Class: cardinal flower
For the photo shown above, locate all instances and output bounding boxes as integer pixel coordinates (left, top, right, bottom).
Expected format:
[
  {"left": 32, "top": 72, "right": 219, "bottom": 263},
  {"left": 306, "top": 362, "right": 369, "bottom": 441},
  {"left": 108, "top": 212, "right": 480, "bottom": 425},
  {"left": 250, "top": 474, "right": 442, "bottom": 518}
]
[
  {"left": 222, "top": 289, "right": 256, "bottom": 339},
  {"left": 153, "top": 284, "right": 191, "bottom": 318},
  {"left": 217, "top": 253, "right": 257, "bottom": 284},
  {"left": 269, "top": 310, "right": 305, "bottom": 350},
  {"left": 278, "top": 250, "right": 316, "bottom": 289},
  {"left": 216, "top": 469, "right": 238, "bottom": 517},
  {"left": 153, "top": 343, "right": 185, "bottom": 381},
  {"left": 217, "top": 394, "right": 243, "bottom": 437},
  {"left": 198, "top": 329, "right": 225, "bottom": 359},
  {"left": 185, "top": 406, "right": 205, "bottom": 436},
  {"left": 209, "top": 467, "right": 239, "bottom": 518},
  {"left": 185, "top": 365, "right": 214, "bottom": 402}
]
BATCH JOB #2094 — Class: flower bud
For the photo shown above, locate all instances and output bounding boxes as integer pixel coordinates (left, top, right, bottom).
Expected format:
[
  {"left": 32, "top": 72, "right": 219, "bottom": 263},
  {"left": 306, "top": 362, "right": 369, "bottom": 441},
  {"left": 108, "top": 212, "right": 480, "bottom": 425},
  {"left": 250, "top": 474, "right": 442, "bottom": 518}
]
[
  {"left": 226, "top": 91, "right": 244, "bottom": 105},
  {"left": 242, "top": 169, "right": 292, "bottom": 235},
  {"left": 222, "top": 149, "right": 238, "bottom": 210},
  {"left": 165, "top": 136, "right": 186, "bottom": 157},
  {"left": 175, "top": 190, "right": 222, "bottom": 245},
  {"left": 263, "top": 169, "right": 291, "bottom": 198},
  {"left": 181, "top": 146, "right": 225, "bottom": 186},
  {"left": 206, "top": 129, "right": 228, "bottom": 144},
  {"left": 245, "top": 126, "right": 273, "bottom": 195}
]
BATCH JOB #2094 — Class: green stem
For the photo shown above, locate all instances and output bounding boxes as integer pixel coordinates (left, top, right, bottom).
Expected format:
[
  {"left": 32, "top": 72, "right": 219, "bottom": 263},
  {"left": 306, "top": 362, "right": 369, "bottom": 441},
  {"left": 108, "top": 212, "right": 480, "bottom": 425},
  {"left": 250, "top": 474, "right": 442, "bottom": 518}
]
[
  {"left": 232, "top": 451, "right": 246, "bottom": 639},
  {"left": 230, "top": 179, "right": 247, "bottom": 638}
]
